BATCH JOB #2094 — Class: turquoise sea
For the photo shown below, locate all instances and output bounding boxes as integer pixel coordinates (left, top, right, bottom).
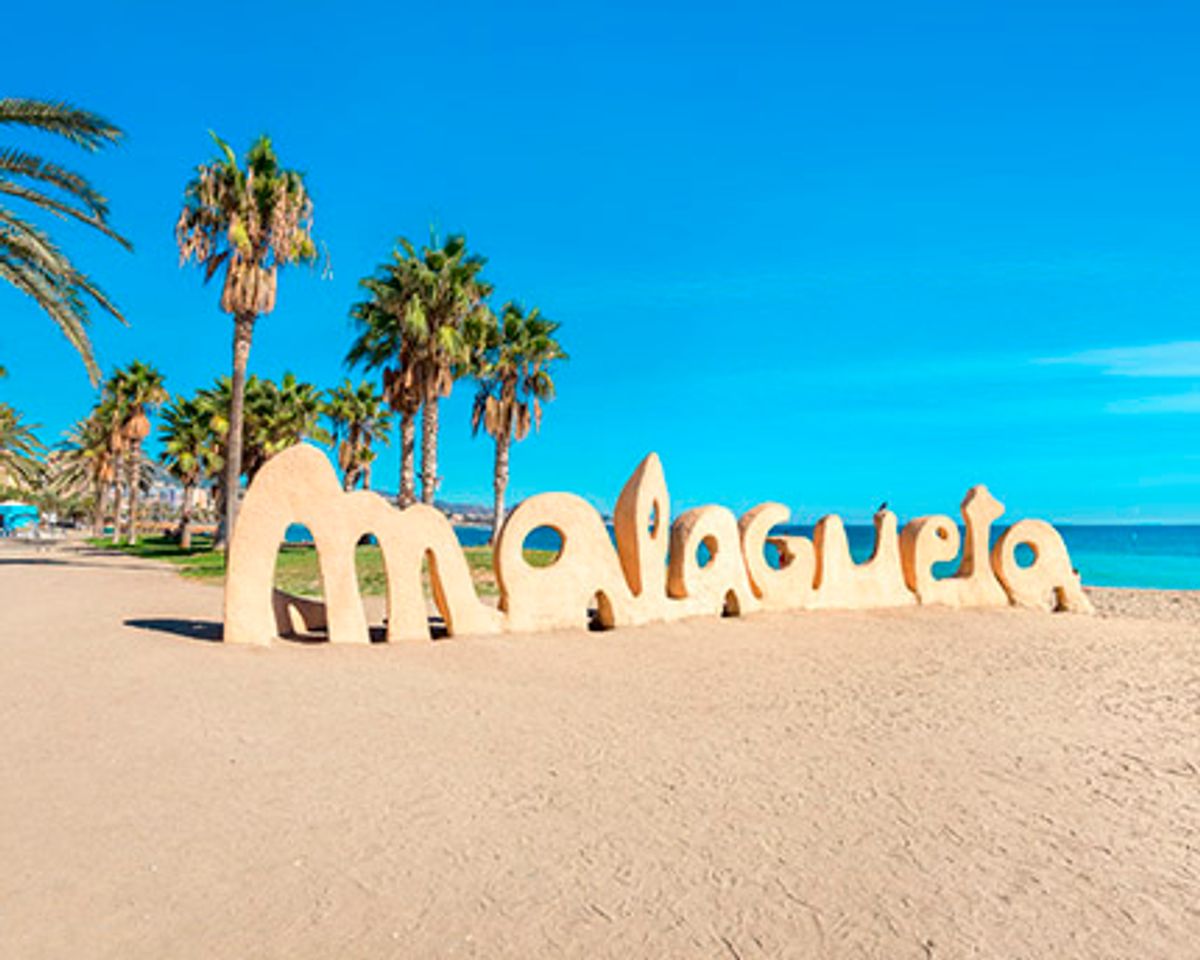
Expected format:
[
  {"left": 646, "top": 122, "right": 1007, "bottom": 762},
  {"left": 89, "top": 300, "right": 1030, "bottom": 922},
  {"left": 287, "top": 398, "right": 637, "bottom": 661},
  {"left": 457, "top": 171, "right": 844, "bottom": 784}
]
[{"left": 287, "top": 523, "right": 1200, "bottom": 590}]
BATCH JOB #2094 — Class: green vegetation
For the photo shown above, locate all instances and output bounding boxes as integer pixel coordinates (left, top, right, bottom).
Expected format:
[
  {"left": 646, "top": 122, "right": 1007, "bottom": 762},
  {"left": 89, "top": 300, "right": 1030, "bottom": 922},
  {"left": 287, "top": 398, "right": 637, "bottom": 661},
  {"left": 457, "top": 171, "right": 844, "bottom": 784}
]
[
  {"left": 3, "top": 110, "right": 567, "bottom": 554},
  {"left": 90, "top": 535, "right": 558, "bottom": 598}
]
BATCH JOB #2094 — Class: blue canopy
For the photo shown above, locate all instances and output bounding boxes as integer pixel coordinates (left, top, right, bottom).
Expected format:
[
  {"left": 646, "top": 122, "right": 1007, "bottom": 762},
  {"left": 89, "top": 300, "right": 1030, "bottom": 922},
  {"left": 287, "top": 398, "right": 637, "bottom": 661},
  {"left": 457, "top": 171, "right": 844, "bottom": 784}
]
[{"left": 0, "top": 502, "right": 39, "bottom": 531}]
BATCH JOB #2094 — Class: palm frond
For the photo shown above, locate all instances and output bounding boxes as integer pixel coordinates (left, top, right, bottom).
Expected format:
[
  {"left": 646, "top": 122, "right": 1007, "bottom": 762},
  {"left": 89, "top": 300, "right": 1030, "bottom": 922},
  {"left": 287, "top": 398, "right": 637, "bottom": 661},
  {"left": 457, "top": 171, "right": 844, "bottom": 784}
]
[
  {"left": 0, "top": 99, "right": 122, "bottom": 151},
  {"left": 0, "top": 249, "right": 98, "bottom": 378},
  {"left": 0, "top": 148, "right": 109, "bottom": 217},
  {"left": 0, "top": 178, "right": 131, "bottom": 248},
  {"left": 0, "top": 402, "right": 46, "bottom": 489},
  {"left": 0, "top": 98, "right": 128, "bottom": 383}
]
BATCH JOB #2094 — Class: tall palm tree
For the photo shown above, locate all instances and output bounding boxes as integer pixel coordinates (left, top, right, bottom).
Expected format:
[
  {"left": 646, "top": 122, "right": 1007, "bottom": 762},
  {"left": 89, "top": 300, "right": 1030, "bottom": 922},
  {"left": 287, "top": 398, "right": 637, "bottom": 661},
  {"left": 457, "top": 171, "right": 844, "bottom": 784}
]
[
  {"left": 159, "top": 395, "right": 214, "bottom": 549},
  {"left": 107, "top": 360, "right": 166, "bottom": 544},
  {"left": 0, "top": 99, "right": 130, "bottom": 382},
  {"left": 0, "top": 402, "right": 44, "bottom": 491},
  {"left": 469, "top": 303, "right": 566, "bottom": 542},
  {"left": 324, "top": 379, "right": 393, "bottom": 491},
  {"left": 347, "top": 276, "right": 423, "bottom": 506},
  {"left": 348, "top": 233, "right": 490, "bottom": 506},
  {"left": 176, "top": 133, "right": 320, "bottom": 544}
]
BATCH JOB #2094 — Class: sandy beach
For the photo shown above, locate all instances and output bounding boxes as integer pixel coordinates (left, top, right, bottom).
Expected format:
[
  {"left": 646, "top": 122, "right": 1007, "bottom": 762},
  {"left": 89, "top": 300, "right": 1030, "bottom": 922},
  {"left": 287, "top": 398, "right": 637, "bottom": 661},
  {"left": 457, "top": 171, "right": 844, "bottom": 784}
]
[{"left": 2, "top": 539, "right": 1197, "bottom": 958}]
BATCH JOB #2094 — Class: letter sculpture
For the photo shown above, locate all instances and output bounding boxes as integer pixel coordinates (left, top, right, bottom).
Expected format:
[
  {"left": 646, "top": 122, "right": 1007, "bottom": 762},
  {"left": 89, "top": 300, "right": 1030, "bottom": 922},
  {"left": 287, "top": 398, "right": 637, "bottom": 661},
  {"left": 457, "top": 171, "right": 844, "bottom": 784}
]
[{"left": 222, "top": 444, "right": 1093, "bottom": 645}]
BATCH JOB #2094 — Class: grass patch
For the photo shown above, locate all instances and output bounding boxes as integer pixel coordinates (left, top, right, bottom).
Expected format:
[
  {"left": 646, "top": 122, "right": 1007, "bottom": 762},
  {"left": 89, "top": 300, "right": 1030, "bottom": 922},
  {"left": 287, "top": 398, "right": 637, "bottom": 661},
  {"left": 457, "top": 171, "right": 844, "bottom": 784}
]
[{"left": 90, "top": 535, "right": 557, "bottom": 597}]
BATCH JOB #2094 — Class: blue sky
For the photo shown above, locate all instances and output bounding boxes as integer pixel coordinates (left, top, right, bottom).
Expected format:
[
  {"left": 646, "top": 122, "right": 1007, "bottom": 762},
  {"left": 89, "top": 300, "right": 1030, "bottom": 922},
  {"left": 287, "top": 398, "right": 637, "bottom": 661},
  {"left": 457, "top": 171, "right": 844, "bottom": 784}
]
[{"left": 3, "top": 1, "right": 1199, "bottom": 521}]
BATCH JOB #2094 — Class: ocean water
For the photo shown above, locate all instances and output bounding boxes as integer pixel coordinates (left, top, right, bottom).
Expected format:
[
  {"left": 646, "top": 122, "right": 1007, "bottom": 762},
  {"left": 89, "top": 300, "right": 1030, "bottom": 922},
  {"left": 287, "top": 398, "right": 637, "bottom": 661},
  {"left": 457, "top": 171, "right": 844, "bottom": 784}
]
[
  {"left": 285, "top": 522, "right": 1200, "bottom": 590},
  {"left": 1052, "top": 525, "right": 1200, "bottom": 590}
]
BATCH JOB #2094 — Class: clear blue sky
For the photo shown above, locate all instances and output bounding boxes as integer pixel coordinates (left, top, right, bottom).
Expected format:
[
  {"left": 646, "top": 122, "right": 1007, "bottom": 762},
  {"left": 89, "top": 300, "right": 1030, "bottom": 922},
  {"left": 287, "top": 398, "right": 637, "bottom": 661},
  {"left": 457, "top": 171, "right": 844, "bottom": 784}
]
[{"left": 3, "top": 1, "right": 1199, "bottom": 521}]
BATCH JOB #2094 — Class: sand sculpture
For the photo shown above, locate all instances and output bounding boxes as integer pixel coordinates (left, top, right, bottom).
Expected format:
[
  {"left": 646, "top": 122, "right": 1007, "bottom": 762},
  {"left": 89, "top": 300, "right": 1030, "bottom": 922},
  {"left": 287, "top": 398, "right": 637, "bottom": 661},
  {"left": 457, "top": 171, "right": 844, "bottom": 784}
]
[{"left": 223, "top": 444, "right": 1094, "bottom": 645}]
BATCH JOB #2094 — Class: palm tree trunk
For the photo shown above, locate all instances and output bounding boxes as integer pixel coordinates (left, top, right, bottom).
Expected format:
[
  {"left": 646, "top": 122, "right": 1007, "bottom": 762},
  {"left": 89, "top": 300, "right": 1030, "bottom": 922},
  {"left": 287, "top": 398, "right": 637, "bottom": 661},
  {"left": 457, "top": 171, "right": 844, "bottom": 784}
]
[
  {"left": 110, "top": 450, "right": 123, "bottom": 544},
  {"left": 363, "top": 460, "right": 372, "bottom": 491},
  {"left": 491, "top": 430, "right": 510, "bottom": 545},
  {"left": 398, "top": 411, "right": 416, "bottom": 507},
  {"left": 212, "top": 475, "right": 226, "bottom": 545},
  {"left": 419, "top": 399, "right": 439, "bottom": 505},
  {"left": 180, "top": 483, "right": 194, "bottom": 550},
  {"left": 219, "top": 312, "right": 255, "bottom": 548},
  {"left": 125, "top": 452, "right": 139, "bottom": 545},
  {"left": 92, "top": 479, "right": 105, "bottom": 537}
]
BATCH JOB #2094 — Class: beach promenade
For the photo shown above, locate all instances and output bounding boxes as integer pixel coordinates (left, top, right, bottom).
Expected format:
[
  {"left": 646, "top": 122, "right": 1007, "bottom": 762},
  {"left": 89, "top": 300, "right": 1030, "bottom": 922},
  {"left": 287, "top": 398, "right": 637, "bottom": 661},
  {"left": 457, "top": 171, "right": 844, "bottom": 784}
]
[{"left": 1, "top": 540, "right": 1197, "bottom": 958}]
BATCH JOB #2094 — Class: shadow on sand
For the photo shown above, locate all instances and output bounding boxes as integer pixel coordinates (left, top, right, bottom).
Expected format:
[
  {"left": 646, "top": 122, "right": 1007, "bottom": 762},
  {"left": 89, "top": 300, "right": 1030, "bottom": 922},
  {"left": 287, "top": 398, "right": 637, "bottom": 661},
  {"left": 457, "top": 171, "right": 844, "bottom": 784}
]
[
  {"left": 124, "top": 615, "right": 450, "bottom": 645},
  {"left": 125, "top": 618, "right": 224, "bottom": 643}
]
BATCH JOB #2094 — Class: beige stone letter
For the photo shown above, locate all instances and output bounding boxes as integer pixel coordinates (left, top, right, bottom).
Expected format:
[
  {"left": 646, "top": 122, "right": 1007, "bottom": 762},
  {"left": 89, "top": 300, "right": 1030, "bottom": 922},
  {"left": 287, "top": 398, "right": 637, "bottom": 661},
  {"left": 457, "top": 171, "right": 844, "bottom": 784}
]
[
  {"left": 667, "top": 506, "right": 759, "bottom": 617},
  {"left": 738, "top": 503, "right": 816, "bottom": 610},
  {"left": 225, "top": 444, "right": 500, "bottom": 644},
  {"left": 899, "top": 514, "right": 960, "bottom": 603},
  {"left": 373, "top": 501, "right": 503, "bottom": 642},
  {"left": 225, "top": 445, "right": 370, "bottom": 645},
  {"left": 992, "top": 519, "right": 1094, "bottom": 614},
  {"left": 900, "top": 484, "right": 1010, "bottom": 608},
  {"left": 613, "top": 453, "right": 670, "bottom": 601},
  {"left": 812, "top": 511, "right": 916, "bottom": 608},
  {"left": 495, "top": 493, "right": 634, "bottom": 632}
]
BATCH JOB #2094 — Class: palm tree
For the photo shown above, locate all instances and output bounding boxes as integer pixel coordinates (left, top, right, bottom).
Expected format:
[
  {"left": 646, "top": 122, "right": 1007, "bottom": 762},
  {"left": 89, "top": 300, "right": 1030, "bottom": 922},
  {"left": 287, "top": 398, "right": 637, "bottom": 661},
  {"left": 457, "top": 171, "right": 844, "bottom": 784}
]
[
  {"left": 242, "top": 373, "right": 329, "bottom": 481},
  {"left": 347, "top": 276, "right": 422, "bottom": 506},
  {"left": 0, "top": 99, "right": 130, "bottom": 382},
  {"left": 324, "top": 379, "right": 393, "bottom": 491},
  {"left": 195, "top": 373, "right": 328, "bottom": 491},
  {"left": 0, "top": 402, "right": 45, "bottom": 490},
  {"left": 193, "top": 379, "right": 232, "bottom": 520},
  {"left": 469, "top": 303, "right": 566, "bottom": 542},
  {"left": 107, "top": 360, "right": 166, "bottom": 544},
  {"left": 91, "top": 391, "right": 128, "bottom": 544},
  {"left": 159, "top": 395, "right": 214, "bottom": 549},
  {"left": 176, "top": 133, "right": 320, "bottom": 544},
  {"left": 348, "top": 233, "right": 490, "bottom": 506},
  {"left": 53, "top": 412, "right": 114, "bottom": 536}
]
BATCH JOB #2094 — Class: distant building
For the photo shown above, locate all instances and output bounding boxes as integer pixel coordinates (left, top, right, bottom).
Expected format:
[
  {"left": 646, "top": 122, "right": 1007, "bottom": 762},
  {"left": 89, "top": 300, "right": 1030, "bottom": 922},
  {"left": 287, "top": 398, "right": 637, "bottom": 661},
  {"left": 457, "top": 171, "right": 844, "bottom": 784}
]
[{"left": 144, "top": 468, "right": 214, "bottom": 515}]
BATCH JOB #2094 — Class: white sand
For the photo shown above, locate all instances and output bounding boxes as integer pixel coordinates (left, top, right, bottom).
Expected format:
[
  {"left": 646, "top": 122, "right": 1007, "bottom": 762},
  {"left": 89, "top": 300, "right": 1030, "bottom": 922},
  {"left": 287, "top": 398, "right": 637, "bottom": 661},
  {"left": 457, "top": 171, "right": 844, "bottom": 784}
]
[{"left": 2, "top": 541, "right": 1198, "bottom": 958}]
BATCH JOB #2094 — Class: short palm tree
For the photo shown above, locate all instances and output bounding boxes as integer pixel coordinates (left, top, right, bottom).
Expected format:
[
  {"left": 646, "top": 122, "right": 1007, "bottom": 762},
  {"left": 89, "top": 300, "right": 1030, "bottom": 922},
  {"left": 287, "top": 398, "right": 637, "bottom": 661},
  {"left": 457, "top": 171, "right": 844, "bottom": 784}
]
[
  {"left": 176, "top": 133, "right": 320, "bottom": 543},
  {"left": 0, "top": 402, "right": 45, "bottom": 491},
  {"left": 348, "top": 233, "right": 490, "bottom": 506},
  {"left": 196, "top": 373, "right": 328, "bottom": 489},
  {"left": 91, "top": 391, "right": 128, "bottom": 544},
  {"left": 242, "top": 373, "right": 329, "bottom": 481},
  {"left": 54, "top": 412, "right": 114, "bottom": 535},
  {"left": 470, "top": 302, "right": 566, "bottom": 542},
  {"left": 107, "top": 360, "right": 167, "bottom": 543},
  {"left": 159, "top": 395, "right": 214, "bottom": 549},
  {"left": 324, "top": 379, "right": 393, "bottom": 491},
  {"left": 0, "top": 99, "right": 130, "bottom": 382}
]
